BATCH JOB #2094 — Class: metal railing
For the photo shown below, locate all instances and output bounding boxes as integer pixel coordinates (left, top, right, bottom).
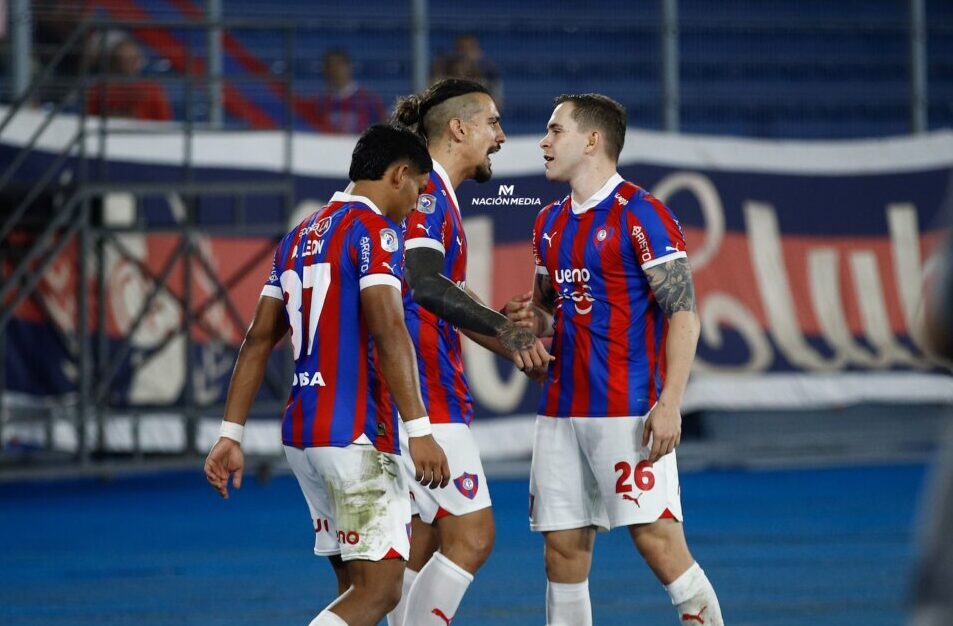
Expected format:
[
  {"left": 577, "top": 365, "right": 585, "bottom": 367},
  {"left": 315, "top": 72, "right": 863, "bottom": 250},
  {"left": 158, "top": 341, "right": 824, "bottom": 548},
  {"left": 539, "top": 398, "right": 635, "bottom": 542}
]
[{"left": 0, "top": 16, "right": 300, "bottom": 468}]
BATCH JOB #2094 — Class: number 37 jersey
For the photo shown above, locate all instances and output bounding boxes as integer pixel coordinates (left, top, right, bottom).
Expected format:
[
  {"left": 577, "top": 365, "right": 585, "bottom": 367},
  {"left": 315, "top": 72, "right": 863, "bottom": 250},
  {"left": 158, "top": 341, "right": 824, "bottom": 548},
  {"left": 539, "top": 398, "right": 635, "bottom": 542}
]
[{"left": 261, "top": 192, "right": 405, "bottom": 453}]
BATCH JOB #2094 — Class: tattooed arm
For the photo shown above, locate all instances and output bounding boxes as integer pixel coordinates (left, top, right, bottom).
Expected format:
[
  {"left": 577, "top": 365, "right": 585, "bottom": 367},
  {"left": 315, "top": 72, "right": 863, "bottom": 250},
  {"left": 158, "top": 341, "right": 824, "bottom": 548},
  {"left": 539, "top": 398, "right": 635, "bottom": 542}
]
[
  {"left": 405, "top": 247, "right": 539, "bottom": 356},
  {"left": 641, "top": 257, "right": 700, "bottom": 462},
  {"left": 459, "top": 286, "right": 553, "bottom": 371},
  {"left": 506, "top": 272, "right": 558, "bottom": 336}
]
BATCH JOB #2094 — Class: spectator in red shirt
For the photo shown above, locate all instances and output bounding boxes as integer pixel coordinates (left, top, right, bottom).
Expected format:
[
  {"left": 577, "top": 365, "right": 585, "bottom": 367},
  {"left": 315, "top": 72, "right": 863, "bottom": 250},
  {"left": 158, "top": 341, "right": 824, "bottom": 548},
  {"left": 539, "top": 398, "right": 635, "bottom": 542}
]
[
  {"left": 432, "top": 34, "right": 502, "bottom": 105},
  {"left": 312, "top": 49, "right": 386, "bottom": 135},
  {"left": 86, "top": 37, "right": 172, "bottom": 122}
]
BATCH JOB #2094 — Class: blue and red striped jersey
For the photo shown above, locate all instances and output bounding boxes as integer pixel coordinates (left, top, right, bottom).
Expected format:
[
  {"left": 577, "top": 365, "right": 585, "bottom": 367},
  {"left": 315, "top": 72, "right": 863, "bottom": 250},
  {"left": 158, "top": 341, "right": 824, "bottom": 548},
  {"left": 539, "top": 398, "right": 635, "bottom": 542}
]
[
  {"left": 532, "top": 174, "right": 688, "bottom": 418},
  {"left": 262, "top": 191, "right": 405, "bottom": 452},
  {"left": 401, "top": 161, "right": 474, "bottom": 425}
]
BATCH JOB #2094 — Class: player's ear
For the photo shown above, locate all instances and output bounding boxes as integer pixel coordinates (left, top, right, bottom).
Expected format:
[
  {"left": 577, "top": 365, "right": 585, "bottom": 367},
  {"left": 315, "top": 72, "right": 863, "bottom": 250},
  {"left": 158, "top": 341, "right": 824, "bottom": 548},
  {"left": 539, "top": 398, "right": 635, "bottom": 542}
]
[
  {"left": 585, "top": 131, "right": 599, "bottom": 154},
  {"left": 448, "top": 117, "right": 466, "bottom": 142},
  {"left": 389, "top": 162, "right": 410, "bottom": 189}
]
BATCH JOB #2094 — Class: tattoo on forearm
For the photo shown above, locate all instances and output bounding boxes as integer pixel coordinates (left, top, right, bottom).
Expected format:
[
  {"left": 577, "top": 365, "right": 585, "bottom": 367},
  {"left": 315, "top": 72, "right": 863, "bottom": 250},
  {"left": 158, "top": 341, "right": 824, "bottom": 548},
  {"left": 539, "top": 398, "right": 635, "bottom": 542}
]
[
  {"left": 433, "top": 281, "right": 507, "bottom": 336},
  {"left": 645, "top": 258, "right": 696, "bottom": 317},
  {"left": 497, "top": 324, "right": 537, "bottom": 352},
  {"left": 407, "top": 247, "right": 506, "bottom": 336}
]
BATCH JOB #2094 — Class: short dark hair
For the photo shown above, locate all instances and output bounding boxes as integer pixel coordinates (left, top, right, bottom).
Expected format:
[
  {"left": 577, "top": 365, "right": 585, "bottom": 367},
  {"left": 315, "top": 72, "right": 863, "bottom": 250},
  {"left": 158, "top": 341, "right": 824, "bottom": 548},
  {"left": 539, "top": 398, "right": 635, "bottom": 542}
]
[
  {"left": 392, "top": 78, "right": 491, "bottom": 142},
  {"left": 553, "top": 93, "right": 627, "bottom": 162},
  {"left": 348, "top": 124, "right": 433, "bottom": 182}
]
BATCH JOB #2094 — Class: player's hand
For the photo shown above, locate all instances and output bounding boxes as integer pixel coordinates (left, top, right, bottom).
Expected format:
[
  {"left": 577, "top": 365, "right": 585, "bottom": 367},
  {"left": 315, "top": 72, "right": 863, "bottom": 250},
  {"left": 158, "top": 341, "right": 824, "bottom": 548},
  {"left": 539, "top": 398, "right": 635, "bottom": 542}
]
[
  {"left": 501, "top": 291, "right": 537, "bottom": 330},
  {"left": 512, "top": 338, "right": 555, "bottom": 373},
  {"left": 641, "top": 401, "right": 681, "bottom": 462},
  {"left": 408, "top": 435, "right": 450, "bottom": 489},
  {"left": 498, "top": 322, "right": 555, "bottom": 372},
  {"left": 523, "top": 364, "right": 549, "bottom": 384},
  {"left": 204, "top": 437, "right": 244, "bottom": 499}
]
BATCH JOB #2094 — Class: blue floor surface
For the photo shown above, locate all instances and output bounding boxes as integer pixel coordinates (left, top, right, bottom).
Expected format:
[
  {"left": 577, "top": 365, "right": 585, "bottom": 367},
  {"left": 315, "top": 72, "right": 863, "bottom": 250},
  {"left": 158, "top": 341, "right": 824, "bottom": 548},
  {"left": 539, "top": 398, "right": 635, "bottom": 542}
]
[{"left": 0, "top": 463, "right": 927, "bottom": 625}]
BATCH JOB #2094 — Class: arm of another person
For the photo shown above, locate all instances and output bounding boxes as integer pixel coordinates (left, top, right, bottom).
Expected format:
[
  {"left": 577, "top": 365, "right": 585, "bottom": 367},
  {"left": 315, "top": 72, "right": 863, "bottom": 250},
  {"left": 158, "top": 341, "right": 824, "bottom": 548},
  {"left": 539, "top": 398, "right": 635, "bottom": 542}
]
[
  {"left": 205, "top": 296, "right": 288, "bottom": 499},
  {"left": 500, "top": 272, "right": 559, "bottom": 382},
  {"left": 405, "top": 246, "right": 543, "bottom": 366},
  {"left": 459, "top": 286, "right": 552, "bottom": 370},
  {"left": 641, "top": 257, "right": 700, "bottom": 462},
  {"left": 361, "top": 282, "right": 450, "bottom": 489},
  {"left": 502, "top": 270, "right": 557, "bottom": 339}
]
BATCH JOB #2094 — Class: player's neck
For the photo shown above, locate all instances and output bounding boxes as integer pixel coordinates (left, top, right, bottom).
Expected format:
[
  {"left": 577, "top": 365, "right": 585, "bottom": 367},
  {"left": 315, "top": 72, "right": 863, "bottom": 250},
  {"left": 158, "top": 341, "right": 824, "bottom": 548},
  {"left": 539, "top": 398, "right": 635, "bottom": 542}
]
[
  {"left": 569, "top": 163, "right": 617, "bottom": 206},
  {"left": 349, "top": 182, "right": 397, "bottom": 221},
  {"left": 429, "top": 147, "right": 469, "bottom": 189}
]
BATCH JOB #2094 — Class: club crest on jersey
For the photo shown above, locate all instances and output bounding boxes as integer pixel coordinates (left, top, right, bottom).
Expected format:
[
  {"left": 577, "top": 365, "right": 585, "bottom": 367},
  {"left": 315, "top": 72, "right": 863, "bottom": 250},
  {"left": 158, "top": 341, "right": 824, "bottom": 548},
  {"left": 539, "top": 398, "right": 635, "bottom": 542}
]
[
  {"left": 380, "top": 228, "right": 399, "bottom": 253},
  {"left": 315, "top": 216, "right": 332, "bottom": 237},
  {"left": 417, "top": 194, "right": 436, "bottom": 214},
  {"left": 453, "top": 472, "right": 479, "bottom": 500}
]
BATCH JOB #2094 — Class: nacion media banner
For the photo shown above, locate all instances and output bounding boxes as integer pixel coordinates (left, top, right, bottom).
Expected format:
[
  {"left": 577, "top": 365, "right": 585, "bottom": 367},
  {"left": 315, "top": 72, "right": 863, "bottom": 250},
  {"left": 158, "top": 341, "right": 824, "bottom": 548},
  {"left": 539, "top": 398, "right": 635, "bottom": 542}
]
[{"left": 3, "top": 108, "right": 952, "bottom": 446}]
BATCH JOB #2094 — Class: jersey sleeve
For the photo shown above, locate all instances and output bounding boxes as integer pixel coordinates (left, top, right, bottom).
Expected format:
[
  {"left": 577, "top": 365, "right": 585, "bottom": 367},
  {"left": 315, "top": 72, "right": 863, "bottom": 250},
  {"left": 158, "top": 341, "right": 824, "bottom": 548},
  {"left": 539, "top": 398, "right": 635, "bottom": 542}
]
[
  {"left": 625, "top": 192, "right": 688, "bottom": 270},
  {"left": 352, "top": 215, "right": 405, "bottom": 291},
  {"left": 261, "top": 244, "right": 284, "bottom": 300},
  {"left": 404, "top": 188, "right": 449, "bottom": 255}
]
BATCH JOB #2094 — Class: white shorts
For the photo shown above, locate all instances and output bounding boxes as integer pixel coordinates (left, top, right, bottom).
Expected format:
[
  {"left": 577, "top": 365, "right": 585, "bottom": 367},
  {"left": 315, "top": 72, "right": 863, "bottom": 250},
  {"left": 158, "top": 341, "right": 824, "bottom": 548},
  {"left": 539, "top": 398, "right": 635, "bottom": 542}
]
[
  {"left": 284, "top": 444, "right": 411, "bottom": 562},
  {"left": 529, "top": 414, "right": 683, "bottom": 532},
  {"left": 398, "top": 422, "right": 492, "bottom": 524}
]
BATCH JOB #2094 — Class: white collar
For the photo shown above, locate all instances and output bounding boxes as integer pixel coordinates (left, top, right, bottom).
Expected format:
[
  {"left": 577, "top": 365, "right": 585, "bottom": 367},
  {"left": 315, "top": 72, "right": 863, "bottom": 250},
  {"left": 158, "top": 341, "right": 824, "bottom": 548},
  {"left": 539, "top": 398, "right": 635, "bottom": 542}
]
[
  {"left": 431, "top": 159, "right": 461, "bottom": 215},
  {"left": 330, "top": 190, "right": 383, "bottom": 215},
  {"left": 571, "top": 173, "right": 624, "bottom": 214}
]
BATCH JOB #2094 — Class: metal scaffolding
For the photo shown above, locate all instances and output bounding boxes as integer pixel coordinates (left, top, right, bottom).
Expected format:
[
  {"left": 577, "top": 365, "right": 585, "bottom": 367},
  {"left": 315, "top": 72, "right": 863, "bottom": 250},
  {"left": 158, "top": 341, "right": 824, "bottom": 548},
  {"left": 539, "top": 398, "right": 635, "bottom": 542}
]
[{"left": 0, "top": 16, "right": 299, "bottom": 468}]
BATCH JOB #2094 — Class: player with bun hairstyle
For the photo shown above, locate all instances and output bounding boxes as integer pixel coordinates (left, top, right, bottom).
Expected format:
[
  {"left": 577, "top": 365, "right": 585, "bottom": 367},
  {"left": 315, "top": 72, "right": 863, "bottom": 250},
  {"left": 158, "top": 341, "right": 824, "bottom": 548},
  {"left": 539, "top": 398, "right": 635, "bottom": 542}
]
[{"left": 385, "top": 79, "right": 552, "bottom": 626}]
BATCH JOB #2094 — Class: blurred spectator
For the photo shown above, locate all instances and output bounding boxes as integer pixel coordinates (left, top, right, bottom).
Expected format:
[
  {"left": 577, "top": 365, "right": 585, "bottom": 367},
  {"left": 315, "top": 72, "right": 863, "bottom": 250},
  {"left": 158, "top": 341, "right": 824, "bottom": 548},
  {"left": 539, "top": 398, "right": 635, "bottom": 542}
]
[
  {"left": 86, "top": 36, "right": 172, "bottom": 121},
  {"left": 432, "top": 33, "right": 502, "bottom": 104},
  {"left": 311, "top": 49, "right": 386, "bottom": 134},
  {"left": 33, "top": 0, "right": 95, "bottom": 103}
]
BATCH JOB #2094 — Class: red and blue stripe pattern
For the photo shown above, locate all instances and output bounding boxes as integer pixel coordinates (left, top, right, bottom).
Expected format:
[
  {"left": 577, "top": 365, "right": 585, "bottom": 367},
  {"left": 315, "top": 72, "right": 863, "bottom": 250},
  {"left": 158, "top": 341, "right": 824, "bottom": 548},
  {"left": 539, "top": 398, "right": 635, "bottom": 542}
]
[
  {"left": 262, "top": 192, "right": 405, "bottom": 452},
  {"left": 533, "top": 178, "right": 688, "bottom": 418},
  {"left": 402, "top": 164, "right": 474, "bottom": 425}
]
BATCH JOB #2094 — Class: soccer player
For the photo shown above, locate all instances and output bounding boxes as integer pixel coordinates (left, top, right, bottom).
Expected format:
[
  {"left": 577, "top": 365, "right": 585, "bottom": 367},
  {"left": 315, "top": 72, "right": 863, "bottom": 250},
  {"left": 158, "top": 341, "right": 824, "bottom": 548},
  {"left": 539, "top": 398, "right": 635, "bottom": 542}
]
[
  {"left": 386, "top": 79, "right": 552, "bottom": 626},
  {"left": 505, "top": 94, "right": 725, "bottom": 625},
  {"left": 204, "top": 125, "right": 450, "bottom": 626}
]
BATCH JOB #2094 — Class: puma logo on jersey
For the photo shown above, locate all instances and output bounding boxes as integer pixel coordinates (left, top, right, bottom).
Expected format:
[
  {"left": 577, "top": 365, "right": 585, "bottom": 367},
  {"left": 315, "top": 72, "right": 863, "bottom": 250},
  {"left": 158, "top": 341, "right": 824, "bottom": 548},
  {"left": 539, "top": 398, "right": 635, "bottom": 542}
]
[
  {"left": 381, "top": 262, "right": 396, "bottom": 273},
  {"left": 681, "top": 606, "right": 707, "bottom": 624},
  {"left": 432, "top": 608, "right": 454, "bottom": 625},
  {"left": 416, "top": 224, "right": 432, "bottom": 236},
  {"left": 622, "top": 492, "right": 644, "bottom": 507},
  {"left": 456, "top": 236, "right": 463, "bottom": 247},
  {"left": 665, "top": 245, "right": 681, "bottom": 252},
  {"left": 542, "top": 231, "right": 557, "bottom": 244}
]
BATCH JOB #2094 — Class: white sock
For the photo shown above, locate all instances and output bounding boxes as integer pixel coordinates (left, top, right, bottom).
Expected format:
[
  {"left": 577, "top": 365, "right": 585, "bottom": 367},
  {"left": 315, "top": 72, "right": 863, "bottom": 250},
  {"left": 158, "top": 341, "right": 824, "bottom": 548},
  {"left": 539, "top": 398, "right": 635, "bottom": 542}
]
[
  {"left": 546, "top": 580, "right": 591, "bottom": 626},
  {"left": 665, "top": 562, "right": 724, "bottom": 626},
  {"left": 308, "top": 609, "right": 349, "bottom": 626},
  {"left": 385, "top": 568, "right": 418, "bottom": 626},
  {"left": 403, "top": 551, "right": 473, "bottom": 625}
]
